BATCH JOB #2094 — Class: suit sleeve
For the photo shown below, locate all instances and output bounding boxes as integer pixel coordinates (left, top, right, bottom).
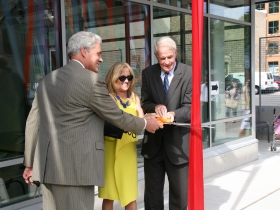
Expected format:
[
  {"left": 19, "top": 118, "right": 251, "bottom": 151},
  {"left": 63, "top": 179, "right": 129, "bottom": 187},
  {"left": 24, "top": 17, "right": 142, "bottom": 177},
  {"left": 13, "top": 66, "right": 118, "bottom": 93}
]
[
  {"left": 173, "top": 72, "right": 192, "bottom": 123},
  {"left": 141, "top": 68, "right": 158, "bottom": 113},
  {"left": 24, "top": 92, "right": 40, "bottom": 167}
]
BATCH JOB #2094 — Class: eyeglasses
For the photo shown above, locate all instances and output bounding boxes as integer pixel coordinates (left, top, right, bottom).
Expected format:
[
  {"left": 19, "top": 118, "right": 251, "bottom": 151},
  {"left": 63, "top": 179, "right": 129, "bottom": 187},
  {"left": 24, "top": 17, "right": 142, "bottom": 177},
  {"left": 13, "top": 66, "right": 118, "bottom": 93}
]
[{"left": 118, "top": 75, "right": 133, "bottom": 82}]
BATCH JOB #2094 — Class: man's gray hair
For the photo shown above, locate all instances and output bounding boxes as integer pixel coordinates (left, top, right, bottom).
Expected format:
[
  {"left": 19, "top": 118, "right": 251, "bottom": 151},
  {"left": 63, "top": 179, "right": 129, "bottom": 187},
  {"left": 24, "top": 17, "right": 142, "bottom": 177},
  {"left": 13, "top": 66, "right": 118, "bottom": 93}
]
[
  {"left": 67, "top": 31, "right": 102, "bottom": 58},
  {"left": 154, "top": 36, "right": 177, "bottom": 55}
]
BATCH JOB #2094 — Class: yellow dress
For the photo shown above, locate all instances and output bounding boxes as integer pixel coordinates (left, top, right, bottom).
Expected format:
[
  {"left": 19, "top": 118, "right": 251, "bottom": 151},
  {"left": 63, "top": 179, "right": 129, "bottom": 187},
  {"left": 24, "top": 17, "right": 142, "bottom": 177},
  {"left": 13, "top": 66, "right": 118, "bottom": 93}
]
[{"left": 98, "top": 97, "right": 138, "bottom": 207}]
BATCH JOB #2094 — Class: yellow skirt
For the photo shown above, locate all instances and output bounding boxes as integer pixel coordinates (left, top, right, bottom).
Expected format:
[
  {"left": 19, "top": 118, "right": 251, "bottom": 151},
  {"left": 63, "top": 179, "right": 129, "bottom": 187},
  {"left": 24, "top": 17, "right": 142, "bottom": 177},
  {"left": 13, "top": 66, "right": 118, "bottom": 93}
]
[{"left": 98, "top": 135, "right": 138, "bottom": 207}]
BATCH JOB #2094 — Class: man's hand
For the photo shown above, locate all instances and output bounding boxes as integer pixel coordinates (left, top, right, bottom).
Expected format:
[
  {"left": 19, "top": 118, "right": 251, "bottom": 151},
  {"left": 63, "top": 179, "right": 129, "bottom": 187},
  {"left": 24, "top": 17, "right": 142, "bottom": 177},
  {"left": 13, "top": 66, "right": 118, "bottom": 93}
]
[
  {"left": 23, "top": 167, "right": 34, "bottom": 185},
  {"left": 155, "top": 104, "right": 167, "bottom": 117},
  {"left": 144, "top": 113, "right": 158, "bottom": 118},
  {"left": 145, "top": 118, "right": 163, "bottom": 133},
  {"left": 154, "top": 105, "right": 175, "bottom": 122},
  {"left": 162, "top": 112, "right": 175, "bottom": 122}
]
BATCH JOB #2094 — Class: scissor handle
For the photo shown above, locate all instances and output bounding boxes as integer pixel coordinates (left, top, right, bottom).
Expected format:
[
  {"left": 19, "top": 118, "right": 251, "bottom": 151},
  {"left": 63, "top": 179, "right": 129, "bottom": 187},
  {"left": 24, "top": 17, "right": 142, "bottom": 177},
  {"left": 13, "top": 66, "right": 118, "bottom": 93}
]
[{"left": 34, "top": 181, "right": 40, "bottom": 187}]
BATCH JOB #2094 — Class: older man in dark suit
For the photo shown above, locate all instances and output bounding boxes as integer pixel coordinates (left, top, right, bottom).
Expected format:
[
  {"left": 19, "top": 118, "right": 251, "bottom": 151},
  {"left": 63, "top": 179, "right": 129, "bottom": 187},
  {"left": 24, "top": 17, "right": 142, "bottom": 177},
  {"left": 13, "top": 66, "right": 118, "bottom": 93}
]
[
  {"left": 22, "top": 31, "right": 162, "bottom": 210},
  {"left": 141, "top": 36, "right": 192, "bottom": 210}
]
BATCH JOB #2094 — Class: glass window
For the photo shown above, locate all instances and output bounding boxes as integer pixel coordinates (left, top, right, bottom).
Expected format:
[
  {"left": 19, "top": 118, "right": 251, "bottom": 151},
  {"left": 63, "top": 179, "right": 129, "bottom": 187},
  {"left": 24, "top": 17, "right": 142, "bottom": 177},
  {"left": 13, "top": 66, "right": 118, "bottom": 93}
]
[
  {"left": 201, "top": 19, "right": 251, "bottom": 148},
  {"left": 65, "top": 1, "right": 150, "bottom": 97},
  {"left": 152, "top": 0, "right": 208, "bottom": 13},
  {"left": 269, "top": 21, "right": 279, "bottom": 34},
  {"left": 0, "top": 0, "right": 61, "bottom": 206},
  {"left": 0, "top": 1, "right": 62, "bottom": 161},
  {"left": 268, "top": 61, "right": 279, "bottom": 75},
  {"left": 210, "top": 19, "right": 251, "bottom": 124},
  {"left": 153, "top": 0, "right": 192, "bottom": 9},
  {"left": 65, "top": 0, "right": 151, "bottom": 167},
  {"left": 268, "top": 41, "right": 279, "bottom": 55},
  {"left": 0, "top": 164, "right": 40, "bottom": 208},
  {"left": 269, "top": 1, "right": 279, "bottom": 14},
  {"left": 210, "top": 0, "right": 250, "bottom": 22},
  {"left": 153, "top": 6, "right": 209, "bottom": 148},
  {"left": 153, "top": 7, "right": 192, "bottom": 65},
  {"left": 213, "top": 119, "right": 252, "bottom": 147},
  {"left": 201, "top": 21, "right": 210, "bottom": 149},
  {"left": 256, "top": 3, "right": 265, "bottom": 10}
]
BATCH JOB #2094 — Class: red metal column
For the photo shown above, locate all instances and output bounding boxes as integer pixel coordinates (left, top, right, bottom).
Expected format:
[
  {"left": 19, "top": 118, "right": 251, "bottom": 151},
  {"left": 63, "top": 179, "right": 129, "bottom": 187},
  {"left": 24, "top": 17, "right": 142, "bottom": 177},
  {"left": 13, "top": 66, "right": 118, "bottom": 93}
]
[{"left": 188, "top": 0, "right": 204, "bottom": 209}]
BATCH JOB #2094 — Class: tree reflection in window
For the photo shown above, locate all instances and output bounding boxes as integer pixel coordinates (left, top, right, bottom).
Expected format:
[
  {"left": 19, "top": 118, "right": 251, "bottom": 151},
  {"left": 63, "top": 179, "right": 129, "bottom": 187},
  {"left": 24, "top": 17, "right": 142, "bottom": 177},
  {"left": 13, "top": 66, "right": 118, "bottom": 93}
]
[{"left": 268, "top": 41, "right": 279, "bottom": 55}]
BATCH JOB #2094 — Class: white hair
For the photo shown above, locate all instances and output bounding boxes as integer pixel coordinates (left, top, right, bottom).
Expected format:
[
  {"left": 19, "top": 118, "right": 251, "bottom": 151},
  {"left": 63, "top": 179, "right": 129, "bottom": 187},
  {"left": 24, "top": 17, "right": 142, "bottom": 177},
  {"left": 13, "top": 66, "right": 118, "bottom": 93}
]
[
  {"left": 67, "top": 31, "right": 102, "bottom": 58},
  {"left": 154, "top": 36, "right": 177, "bottom": 55}
]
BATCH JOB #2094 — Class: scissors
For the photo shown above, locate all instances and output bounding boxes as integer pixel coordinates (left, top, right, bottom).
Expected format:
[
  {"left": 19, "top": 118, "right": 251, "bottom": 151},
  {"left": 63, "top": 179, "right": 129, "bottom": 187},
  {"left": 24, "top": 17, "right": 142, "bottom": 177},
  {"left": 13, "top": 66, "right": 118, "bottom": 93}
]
[
  {"left": 156, "top": 117, "right": 214, "bottom": 130},
  {"left": 33, "top": 181, "right": 41, "bottom": 198},
  {"left": 27, "top": 176, "right": 41, "bottom": 198},
  {"left": 163, "top": 122, "right": 215, "bottom": 130}
]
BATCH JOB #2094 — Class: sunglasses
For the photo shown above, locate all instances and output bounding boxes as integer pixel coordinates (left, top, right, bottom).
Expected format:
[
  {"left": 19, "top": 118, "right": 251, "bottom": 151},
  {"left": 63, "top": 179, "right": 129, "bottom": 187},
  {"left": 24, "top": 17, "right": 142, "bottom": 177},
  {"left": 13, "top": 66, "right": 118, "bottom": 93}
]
[{"left": 118, "top": 75, "right": 133, "bottom": 82}]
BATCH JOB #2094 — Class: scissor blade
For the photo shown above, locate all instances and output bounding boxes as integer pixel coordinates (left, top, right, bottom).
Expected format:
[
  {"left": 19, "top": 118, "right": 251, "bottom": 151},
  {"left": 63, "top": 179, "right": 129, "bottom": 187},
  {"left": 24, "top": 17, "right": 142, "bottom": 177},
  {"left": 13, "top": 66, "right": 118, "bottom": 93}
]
[{"left": 163, "top": 122, "right": 215, "bottom": 129}]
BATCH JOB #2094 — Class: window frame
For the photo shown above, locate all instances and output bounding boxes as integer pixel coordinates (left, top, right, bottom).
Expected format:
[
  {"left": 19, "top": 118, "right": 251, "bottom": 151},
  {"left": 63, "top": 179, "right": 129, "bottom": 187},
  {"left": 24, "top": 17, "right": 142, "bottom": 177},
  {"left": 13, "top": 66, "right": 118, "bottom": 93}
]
[
  {"left": 256, "top": 3, "right": 265, "bottom": 10},
  {"left": 268, "top": 21, "right": 279, "bottom": 34},
  {"left": 268, "top": 41, "right": 279, "bottom": 55},
  {"left": 269, "top": 1, "right": 279, "bottom": 14}
]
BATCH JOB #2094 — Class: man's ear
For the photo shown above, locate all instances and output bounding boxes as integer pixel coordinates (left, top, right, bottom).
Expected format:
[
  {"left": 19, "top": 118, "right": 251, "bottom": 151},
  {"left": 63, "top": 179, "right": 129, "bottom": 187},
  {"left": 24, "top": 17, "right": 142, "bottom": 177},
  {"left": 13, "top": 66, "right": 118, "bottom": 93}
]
[{"left": 80, "top": 47, "right": 87, "bottom": 57}]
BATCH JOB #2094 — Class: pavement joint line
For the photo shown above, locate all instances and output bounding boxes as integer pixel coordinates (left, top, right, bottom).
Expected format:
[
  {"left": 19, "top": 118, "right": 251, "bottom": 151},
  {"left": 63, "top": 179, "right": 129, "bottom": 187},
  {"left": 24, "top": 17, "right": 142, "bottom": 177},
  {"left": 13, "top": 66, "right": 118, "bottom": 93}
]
[{"left": 240, "top": 188, "right": 280, "bottom": 209}]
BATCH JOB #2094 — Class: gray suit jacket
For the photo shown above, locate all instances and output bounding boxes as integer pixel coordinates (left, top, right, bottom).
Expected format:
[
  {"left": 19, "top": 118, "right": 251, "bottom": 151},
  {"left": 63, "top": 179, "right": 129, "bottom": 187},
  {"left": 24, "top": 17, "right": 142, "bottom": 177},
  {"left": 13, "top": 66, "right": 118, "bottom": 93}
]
[
  {"left": 24, "top": 60, "right": 145, "bottom": 187},
  {"left": 141, "top": 62, "right": 192, "bottom": 165}
]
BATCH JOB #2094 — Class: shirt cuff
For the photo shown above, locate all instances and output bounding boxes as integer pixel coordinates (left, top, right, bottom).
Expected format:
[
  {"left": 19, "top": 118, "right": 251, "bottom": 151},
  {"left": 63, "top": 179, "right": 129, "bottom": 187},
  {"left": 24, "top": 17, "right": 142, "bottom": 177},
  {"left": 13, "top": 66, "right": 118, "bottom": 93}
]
[{"left": 143, "top": 119, "right": 147, "bottom": 130}]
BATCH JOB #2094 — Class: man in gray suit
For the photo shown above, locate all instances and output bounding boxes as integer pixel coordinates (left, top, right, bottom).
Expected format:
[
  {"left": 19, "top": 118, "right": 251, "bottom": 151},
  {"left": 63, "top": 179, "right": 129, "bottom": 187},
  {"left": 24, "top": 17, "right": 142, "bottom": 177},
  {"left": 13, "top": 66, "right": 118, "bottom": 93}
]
[
  {"left": 22, "top": 31, "right": 162, "bottom": 210},
  {"left": 141, "top": 37, "right": 192, "bottom": 210}
]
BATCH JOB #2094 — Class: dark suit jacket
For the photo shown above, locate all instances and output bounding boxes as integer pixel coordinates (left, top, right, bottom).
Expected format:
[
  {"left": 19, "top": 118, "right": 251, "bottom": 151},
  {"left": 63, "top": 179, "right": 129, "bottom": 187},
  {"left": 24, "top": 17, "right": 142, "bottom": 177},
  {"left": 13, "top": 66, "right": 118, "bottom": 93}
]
[
  {"left": 24, "top": 60, "right": 145, "bottom": 187},
  {"left": 141, "top": 61, "right": 192, "bottom": 165}
]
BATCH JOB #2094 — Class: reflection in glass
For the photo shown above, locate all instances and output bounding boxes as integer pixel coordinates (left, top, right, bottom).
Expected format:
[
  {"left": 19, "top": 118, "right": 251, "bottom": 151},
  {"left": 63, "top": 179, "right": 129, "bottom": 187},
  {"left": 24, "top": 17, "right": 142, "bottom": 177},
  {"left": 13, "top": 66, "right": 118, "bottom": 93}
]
[
  {"left": 0, "top": 164, "right": 39, "bottom": 208},
  {"left": 0, "top": 0, "right": 61, "bottom": 206},
  {"left": 153, "top": 0, "right": 192, "bottom": 9},
  {"left": 202, "top": 127, "right": 210, "bottom": 149},
  {"left": 153, "top": 7, "right": 192, "bottom": 65},
  {"left": 65, "top": 0, "right": 151, "bottom": 167},
  {"left": 239, "top": 80, "right": 250, "bottom": 137},
  {"left": 65, "top": 1, "right": 150, "bottom": 97},
  {"left": 201, "top": 75, "right": 220, "bottom": 149},
  {"left": 210, "top": 0, "right": 250, "bottom": 22},
  {"left": 210, "top": 19, "right": 251, "bottom": 121},
  {"left": 153, "top": 0, "right": 208, "bottom": 12},
  {"left": 225, "top": 82, "right": 241, "bottom": 118},
  {"left": 268, "top": 41, "right": 279, "bottom": 55},
  {"left": 213, "top": 119, "right": 252, "bottom": 146},
  {"left": 202, "top": 81, "right": 221, "bottom": 121},
  {"left": 0, "top": 1, "right": 61, "bottom": 162}
]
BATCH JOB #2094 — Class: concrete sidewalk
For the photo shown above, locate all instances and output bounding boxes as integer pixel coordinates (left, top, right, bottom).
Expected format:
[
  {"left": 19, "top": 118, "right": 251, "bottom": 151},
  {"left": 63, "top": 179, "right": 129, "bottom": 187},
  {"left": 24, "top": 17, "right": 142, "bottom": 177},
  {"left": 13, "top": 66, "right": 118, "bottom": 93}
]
[
  {"left": 95, "top": 139, "right": 280, "bottom": 209},
  {"left": 204, "top": 139, "right": 280, "bottom": 210}
]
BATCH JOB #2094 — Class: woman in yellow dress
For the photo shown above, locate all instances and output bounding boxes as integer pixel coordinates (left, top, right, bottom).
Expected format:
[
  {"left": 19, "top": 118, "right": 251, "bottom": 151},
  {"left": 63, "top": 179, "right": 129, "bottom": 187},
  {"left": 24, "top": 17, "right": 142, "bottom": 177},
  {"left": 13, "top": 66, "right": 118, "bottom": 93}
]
[{"left": 98, "top": 62, "right": 144, "bottom": 210}]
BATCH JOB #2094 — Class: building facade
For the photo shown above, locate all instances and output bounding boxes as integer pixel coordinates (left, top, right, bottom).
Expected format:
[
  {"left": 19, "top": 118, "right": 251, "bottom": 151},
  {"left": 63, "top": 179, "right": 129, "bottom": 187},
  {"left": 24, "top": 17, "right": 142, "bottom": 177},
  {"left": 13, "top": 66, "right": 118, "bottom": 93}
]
[
  {"left": 0, "top": 0, "right": 258, "bottom": 209},
  {"left": 256, "top": 1, "right": 280, "bottom": 75}
]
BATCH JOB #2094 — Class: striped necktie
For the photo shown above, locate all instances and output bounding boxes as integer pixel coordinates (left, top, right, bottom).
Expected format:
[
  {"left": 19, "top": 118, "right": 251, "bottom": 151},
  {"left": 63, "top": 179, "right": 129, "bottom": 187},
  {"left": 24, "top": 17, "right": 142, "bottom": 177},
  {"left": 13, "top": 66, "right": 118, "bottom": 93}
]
[{"left": 163, "top": 72, "right": 169, "bottom": 97}]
